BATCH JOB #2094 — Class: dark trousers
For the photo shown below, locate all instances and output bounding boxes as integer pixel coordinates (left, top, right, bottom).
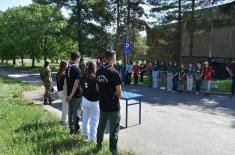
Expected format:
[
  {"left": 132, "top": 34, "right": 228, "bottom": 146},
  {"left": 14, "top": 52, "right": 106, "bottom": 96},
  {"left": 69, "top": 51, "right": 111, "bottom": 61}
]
[
  {"left": 195, "top": 80, "right": 202, "bottom": 92},
  {"left": 134, "top": 74, "right": 139, "bottom": 85},
  {"left": 97, "top": 111, "right": 121, "bottom": 153},
  {"left": 68, "top": 97, "right": 82, "bottom": 133},
  {"left": 173, "top": 77, "right": 178, "bottom": 91},
  {"left": 232, "top": 77, "right": 235, "bottom": 95},
  {"left": 140, "top": 72, "right": 145, "bottom": 83},
  {"left": 125, "top": 73, "right": 132, "bottom": 85}
]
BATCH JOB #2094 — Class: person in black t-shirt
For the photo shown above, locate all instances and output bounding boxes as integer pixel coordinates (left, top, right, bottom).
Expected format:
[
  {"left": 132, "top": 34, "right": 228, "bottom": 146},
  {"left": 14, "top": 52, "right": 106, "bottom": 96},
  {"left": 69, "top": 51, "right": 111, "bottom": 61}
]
[
  {"left": 64, "top": 51, "right": 83, "bottom": 134},
  {"left": 96, "top": 50, "right": 122, "bottom": 154},
  {"left": 226, "top": 61, "right": 235, "bottom": 97},
  {"left": 80, "top": 61, "right": 99, "bottom": 142},
  {"left": 56, "top": 60, "right": 68, "bottom": 124}
]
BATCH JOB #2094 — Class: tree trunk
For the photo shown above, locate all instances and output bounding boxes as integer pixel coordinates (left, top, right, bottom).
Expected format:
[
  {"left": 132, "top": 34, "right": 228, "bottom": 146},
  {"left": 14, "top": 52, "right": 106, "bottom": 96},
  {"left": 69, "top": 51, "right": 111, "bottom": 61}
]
[
  {"left": 1, "top": 58, "right": 3, "bottom": 64},
  {"left": 32, "top": 57, "right": 35, "bottom": 68},
  {"left": 21, "top": 55, "right": 24, "bottom": 67},
  {"left": 176, "top": 0, "right": 182, "bottom": 63},
  {"left": 77, "top": 0, "right": 83, "bottom": 54},
  {"left": 13, "top": 57, "right": 16, "bottom": 66},
  {"left": 6, "top": 60, "right": 8, "bottom": 65},
  {"left": 114, "top": 0, "right": 121, "bottom": 58},
  {"left": 189, "top": 0, "right": 195, "bottom": 62}
]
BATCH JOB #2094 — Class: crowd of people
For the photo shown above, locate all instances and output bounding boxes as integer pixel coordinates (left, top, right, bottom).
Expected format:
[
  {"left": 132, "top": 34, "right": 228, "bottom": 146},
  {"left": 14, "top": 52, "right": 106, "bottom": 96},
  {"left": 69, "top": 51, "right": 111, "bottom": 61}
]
[
  {"left": 41, "top": 51, "right": 122, "bottom": 154},
  {"left": 39, "top": 52, "right": 235, "bottom": 154},
  {"left": 116, "top": 60, "right": 235, "bottom": 97}
]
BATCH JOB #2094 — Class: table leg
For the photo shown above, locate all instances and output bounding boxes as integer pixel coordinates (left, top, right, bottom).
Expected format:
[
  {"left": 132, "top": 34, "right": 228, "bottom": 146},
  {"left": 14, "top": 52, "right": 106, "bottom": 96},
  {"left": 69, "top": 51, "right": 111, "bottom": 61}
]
[
  {"left": 139, "top": 98, "right": 141, "bottom": 124},
  {"left": 126, "top": 99, "right": 128, "bottom": 128}
]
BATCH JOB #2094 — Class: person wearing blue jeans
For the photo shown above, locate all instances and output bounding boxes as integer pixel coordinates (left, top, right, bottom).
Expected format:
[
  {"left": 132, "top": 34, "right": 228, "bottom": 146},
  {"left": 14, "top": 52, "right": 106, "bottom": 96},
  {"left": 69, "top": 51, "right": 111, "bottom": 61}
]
[{"left": 226, "top": 61, "right": 235, "bottom": 97}]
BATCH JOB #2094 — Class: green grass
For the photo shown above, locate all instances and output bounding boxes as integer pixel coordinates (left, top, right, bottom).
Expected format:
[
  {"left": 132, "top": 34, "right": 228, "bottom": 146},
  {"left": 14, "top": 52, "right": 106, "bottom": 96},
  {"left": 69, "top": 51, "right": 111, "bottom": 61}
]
[
  {"left": 133, "top": 76, "right": 232, "bottom": 93},
  {"left": 0, "top": 76, "right": 135, "bottom": 155},
  {"left": 0, "top": 61, "right": 59, "bottom": 72}
]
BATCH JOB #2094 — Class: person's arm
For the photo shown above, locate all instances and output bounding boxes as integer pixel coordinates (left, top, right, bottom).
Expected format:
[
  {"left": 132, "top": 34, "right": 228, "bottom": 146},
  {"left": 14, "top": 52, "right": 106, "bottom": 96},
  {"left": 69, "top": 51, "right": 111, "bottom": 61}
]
[
  {"left": 226, "top": 66, "right": 233, "bottom": 76},
  {"left": 66, "top": 80, "right": 79, "bottom": 102},
  {"left": 116, "top": 84, "right": 122, "bottom": 98},
  {"left": 64, "top": 79, "right": 67, "bottom": 98}
]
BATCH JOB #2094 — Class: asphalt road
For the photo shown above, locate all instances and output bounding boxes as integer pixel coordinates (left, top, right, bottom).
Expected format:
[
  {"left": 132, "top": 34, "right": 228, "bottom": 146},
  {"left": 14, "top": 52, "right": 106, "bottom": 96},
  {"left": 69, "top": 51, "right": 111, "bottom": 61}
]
[{"left": 1, "top": 66, "right": 235, "bottom": 155}]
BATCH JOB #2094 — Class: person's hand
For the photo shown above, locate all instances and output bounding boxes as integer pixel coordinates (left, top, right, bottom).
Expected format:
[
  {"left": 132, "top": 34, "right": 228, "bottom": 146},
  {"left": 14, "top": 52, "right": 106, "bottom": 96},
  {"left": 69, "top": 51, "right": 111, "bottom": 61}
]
[{"left": 66, "top": 96, "right": 72, "bottom": 103}]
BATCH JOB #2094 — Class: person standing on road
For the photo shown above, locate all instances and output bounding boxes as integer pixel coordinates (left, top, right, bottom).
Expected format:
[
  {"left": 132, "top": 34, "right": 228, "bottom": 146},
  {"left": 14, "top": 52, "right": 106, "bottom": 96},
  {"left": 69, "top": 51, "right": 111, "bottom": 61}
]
[
  {"left": 125, "top": 61, "right": 132, "bottom": 85},
  {"left": 152, "top": 60, "right": 159, "bottom": 89},
  {"left": 139, "top": 60, "right": 146, "bottom": 84},
  {"left": 167, "top": 61, "right": 173, "bottom": 91},
  {"left": 56, "top": 60, "right": 68, "bottom": 124},
  {"left": 172, "top": 62, "right": 179, "bottom": 92},
  {"left": 160, "top": 61, "right": 167, "bottom": 90},
  {"left": 226, "top": 61, "right": 235, "bottom": 98},
  {"left": 133, "top": 61, "right": 140, "bottom": 85},
  {"left": 64, "top": 51, "right": 83, "bottom": 134},
  {"left": 81, "top": 61, "right": 99, "bottom": 142},
  {"left": 96, "top": 50, "right": 122, "bottom": 154},
  {"left": 40, "top": 59, "right": 53, "bottom": 105},
  {"left": 186, "top": 62, "right": 194, "bottom": 93},
  {"left": 195, "top": 62, "right": 203, "bottom": 95},
  {"left": 178, "top": 64, "right": 186, "bottom": 92},
  {"left": 203, "top": 61, "right": 213, "bottom": 95},
  {"left": 148, "top": 62, "right": 153, "bottom": 87}
]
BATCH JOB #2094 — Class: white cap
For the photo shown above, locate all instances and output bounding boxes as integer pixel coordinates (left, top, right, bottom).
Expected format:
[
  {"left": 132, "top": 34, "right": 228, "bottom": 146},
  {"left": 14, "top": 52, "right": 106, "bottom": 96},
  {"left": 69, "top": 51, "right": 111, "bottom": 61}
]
[{"left": 204, "top": 61, "right": 209, "bottom": 65}]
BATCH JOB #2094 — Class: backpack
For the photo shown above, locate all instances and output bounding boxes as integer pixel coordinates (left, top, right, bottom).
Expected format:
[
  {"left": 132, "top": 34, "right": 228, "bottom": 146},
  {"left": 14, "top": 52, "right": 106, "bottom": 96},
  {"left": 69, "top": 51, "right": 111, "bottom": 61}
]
[{"left": 40, "top": 68, "right": 46, "bottom": 82}]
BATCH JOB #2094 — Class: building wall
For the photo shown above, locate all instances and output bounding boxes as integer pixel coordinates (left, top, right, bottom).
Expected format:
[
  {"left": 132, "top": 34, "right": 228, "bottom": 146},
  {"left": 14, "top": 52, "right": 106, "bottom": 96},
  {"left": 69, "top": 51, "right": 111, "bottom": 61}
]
[{"left": 181, "top": 25, "right": 235, "bottom": 59}]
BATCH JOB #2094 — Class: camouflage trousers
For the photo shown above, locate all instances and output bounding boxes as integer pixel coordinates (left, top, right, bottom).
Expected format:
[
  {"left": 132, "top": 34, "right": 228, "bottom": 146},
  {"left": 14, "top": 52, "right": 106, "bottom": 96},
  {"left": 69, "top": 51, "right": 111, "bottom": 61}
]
[{"left": 44, "top": 83, "right": 52, "bottom": 104}]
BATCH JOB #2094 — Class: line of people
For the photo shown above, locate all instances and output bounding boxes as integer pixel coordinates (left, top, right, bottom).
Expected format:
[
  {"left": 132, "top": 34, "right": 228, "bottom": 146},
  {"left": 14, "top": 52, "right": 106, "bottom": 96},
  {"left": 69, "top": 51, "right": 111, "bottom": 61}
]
[
  {"left": 122, "top": 60, "right": 214, "bottom": 95},
  {"left": 42, "top": 51, "right": 122, "bottom": 154}
]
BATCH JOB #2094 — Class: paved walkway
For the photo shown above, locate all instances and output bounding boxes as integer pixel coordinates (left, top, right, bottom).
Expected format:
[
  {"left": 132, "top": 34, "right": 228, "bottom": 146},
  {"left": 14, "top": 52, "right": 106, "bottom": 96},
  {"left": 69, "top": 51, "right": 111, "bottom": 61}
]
[{"left": 1, "top": 66, "right": 235, "bottom": 155}]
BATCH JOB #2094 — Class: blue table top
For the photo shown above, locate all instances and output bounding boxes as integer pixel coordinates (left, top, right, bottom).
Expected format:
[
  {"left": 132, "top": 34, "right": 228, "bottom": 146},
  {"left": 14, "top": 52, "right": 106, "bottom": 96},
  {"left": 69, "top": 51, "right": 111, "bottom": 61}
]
[{"left": 121, "top": 91, "right": 143, "bottom": 100}]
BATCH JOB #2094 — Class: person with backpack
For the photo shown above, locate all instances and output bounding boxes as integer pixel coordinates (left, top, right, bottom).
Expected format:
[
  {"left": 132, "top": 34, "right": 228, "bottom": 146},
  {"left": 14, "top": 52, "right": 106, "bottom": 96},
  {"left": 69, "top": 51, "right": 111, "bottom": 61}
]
[
  {"left": 80, "top": 61, "right": 99, "bottom": 142},
  {"left": 56, "top": 60, "right": 68, "bottom": 124},
  {"left": 40, "top": 59, "right": 53, "bottom": 105},
  {"left": 64, "top": 51, "right": 83, "bottom": 134},
  {"left": 96, "top": 50, "right": 122, "bottom": 154}
]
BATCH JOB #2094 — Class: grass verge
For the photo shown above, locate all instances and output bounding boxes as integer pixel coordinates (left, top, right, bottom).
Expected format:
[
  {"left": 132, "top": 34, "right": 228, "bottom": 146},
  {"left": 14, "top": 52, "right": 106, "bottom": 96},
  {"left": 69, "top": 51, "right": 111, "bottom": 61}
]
[{"left": 0, "top": 76, "right": 135, "bottom": 155}]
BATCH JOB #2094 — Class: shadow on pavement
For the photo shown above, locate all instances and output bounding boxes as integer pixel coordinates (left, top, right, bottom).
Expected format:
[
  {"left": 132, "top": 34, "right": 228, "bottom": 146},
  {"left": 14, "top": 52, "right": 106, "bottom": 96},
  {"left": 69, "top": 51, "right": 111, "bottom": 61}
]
[{"left": 124, "top": 85, "right": 235, "bottom": 117}]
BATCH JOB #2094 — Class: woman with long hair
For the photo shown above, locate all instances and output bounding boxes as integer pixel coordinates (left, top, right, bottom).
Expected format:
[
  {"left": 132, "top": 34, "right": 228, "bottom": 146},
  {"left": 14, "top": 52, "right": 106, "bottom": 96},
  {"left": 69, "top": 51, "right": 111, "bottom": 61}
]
[
  {"left": 81, "top": 61, "right": 99, "bottom": 142},
  {"left": 56, "top": 60, "right": 68, "bottom": 124}
]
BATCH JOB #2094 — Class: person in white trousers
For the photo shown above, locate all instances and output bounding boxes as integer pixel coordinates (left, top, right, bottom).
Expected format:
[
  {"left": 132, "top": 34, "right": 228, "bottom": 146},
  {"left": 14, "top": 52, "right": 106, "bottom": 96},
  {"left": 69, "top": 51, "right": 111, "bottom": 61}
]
[
  {"left": 186, "top": 63, "right": 194, "bottom": 93},
  {"left": 152, "top": 60, "right": 159, "bottom": 88},
  {"left": 81, "top": 61, "right": 100, "bottom": 142},
  {"left": 56, "top": 60, "right": 68, "bottom": 124}
]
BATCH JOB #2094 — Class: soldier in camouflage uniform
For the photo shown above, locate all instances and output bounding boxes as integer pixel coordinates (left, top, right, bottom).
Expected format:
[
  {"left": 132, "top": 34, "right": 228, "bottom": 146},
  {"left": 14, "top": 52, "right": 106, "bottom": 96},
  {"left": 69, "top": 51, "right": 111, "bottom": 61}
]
[{"left": 41, "top": 59, "right": 53, "bottom": 105}]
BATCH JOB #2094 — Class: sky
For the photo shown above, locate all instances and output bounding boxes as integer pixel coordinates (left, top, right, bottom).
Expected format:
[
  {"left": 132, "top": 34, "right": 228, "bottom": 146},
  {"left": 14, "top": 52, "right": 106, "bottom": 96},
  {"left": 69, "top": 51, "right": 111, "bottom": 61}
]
[{"left": 0, "top": 0, "right": 32, "bottom": 11}]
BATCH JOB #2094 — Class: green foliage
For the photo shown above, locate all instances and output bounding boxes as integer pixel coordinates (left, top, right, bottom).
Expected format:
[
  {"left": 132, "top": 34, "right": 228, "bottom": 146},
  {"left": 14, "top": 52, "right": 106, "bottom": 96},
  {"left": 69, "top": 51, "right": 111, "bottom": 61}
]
[{"left": 0, "top": 4, "right": 77, "bottom": 66}]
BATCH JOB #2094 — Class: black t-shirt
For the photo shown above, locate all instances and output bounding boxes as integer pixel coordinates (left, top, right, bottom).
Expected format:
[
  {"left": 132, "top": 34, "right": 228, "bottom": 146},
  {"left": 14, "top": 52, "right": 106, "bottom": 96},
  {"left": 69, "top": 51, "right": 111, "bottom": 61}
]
[
  {"left": 96, "top": 64, "right": 122, "bottom": 112},
  {"left": 81, "top": 74, "right": 99, "bottom": 102},
  {"left": 56, "top": 73, "right": 65, "bottom": 91},
  {"left": 65, "top": 64, "right": 82, "bottom": 98}
]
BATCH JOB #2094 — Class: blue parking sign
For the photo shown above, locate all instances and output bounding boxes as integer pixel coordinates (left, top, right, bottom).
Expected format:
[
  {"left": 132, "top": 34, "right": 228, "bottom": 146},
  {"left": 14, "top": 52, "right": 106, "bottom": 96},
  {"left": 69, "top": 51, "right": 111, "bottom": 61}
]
[{"left": 124, "top": 41, "right": 131, "bottom": 54}]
